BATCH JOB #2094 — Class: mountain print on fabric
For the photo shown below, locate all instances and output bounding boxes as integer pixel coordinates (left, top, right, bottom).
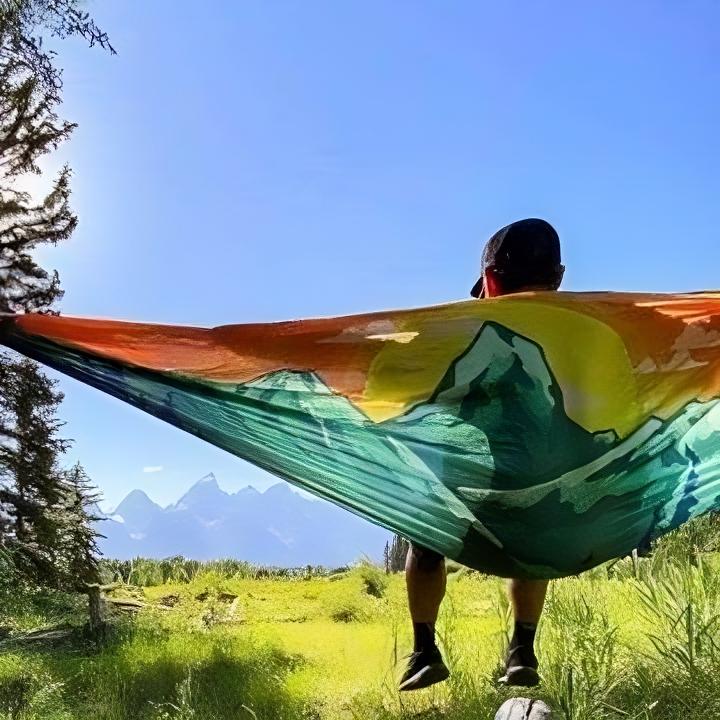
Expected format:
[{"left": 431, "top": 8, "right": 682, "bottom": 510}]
[
  {"left": 232, "top": 322, "right": 720, "bottom": 576},
  {"left": 384, "top": 322, "right": 720, "bottom": 575},
  {"left": 2, "top": 292, "right": 720, "bottom": 578}
]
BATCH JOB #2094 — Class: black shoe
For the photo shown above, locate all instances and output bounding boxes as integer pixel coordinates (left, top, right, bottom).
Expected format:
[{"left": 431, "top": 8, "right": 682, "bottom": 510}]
[
  {"left": 498, "top": 644, "right": 540, "bottom": 687},
  {"left": 399, "top": 647, "right": 450, "bottom": 691}
]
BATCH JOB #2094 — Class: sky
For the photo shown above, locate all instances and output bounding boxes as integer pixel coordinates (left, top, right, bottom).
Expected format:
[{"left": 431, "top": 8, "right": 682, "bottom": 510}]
[{"left": 25, "top": 1, "right": 720, "bottom": 509}]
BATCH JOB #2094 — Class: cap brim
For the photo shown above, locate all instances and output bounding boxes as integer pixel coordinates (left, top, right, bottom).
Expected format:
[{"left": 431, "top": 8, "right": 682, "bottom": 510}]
[{"left": 470, "top": 277, "right": 484, "bottom": 298}]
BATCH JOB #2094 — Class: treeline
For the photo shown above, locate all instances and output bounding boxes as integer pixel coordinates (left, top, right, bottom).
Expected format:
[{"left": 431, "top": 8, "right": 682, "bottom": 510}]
[
  {"left": 96, "top": 544, "right": 414, "bottom": 589},
  {"left": 0, "top": 1, "right": 113, "bottom": 615},
  {"left": 100, "top": 557, "right": 348, "bottom": 587}
]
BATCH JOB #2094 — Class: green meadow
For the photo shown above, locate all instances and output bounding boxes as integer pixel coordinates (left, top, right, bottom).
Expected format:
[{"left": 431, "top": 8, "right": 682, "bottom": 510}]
[{"left": 2, "top": 518, "right": 720, "bottom": 720}]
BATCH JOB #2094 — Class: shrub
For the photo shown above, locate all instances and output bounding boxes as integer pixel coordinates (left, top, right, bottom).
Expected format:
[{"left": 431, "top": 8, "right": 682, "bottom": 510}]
[
  {"left": 330, "top": 603, "right": 361, "bottom": 623},
  {"left": 652, "top": 513, "right": 720, "bottom": 566},
  {"left": 0, "top": 658, "right": 65, "bottom": 720},
  {"left": 357, "top": 561, "right": 388, "bottom": 599}
]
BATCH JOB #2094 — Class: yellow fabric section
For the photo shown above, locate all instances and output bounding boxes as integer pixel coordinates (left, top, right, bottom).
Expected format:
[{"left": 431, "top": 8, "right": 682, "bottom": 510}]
[{"left": 362, "top": 296, "right": 640, "bottom": 435}]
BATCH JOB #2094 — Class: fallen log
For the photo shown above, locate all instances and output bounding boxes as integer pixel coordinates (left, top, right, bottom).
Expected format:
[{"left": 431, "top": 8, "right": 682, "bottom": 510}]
[{"left": 106, "top": 597, "right": 145, "bottom": 610}]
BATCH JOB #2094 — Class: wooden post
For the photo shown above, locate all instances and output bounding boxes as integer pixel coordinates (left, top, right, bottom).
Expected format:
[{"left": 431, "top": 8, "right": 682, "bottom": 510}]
[
  {"left": 82, "top": 582, "right": 122, "bottom": 636},
  {"left": 87, "top": 584, "right": 104, "bottom": 633}
]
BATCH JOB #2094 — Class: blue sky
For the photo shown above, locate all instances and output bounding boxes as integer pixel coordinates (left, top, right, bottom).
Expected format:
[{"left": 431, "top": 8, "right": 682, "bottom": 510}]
[{"left": 30, "top": 1, "right": 720, "bottom": 509}]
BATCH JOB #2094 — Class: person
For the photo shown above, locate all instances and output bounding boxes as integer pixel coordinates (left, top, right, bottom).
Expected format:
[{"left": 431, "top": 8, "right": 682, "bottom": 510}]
[{"left": 399, "top": 218, "right": 566, "bottom": 692}]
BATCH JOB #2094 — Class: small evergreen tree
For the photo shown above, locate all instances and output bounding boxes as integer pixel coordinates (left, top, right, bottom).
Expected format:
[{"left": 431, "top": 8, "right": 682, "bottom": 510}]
[{"left": 56, "top": 462, "right": 101, "bottom": 588}]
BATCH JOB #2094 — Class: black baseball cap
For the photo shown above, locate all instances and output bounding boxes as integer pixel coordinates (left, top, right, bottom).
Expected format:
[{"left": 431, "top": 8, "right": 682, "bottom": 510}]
[{"left": 470, "top": 218, "right": 562, "bottom": 298}]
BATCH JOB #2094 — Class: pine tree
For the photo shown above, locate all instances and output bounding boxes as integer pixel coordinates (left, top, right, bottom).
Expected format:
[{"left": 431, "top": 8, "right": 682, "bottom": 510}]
[
  {"left": 0, "top": 352, "right": 68, "bottom": 583},
  {"left": 0, "top": 1, "right": 112, "bottom": 313},
  {"left": 0, "top": 2, "right": 112, "bottom": 598},
  {"left": 56, "top": 464, "right": 109, "bottom": 633},
  {"left": 56, "top": 462, "right": 101, "bottom": 588},
  {"left": 0, "top": 356, "right": 105, "bottom": 599}
]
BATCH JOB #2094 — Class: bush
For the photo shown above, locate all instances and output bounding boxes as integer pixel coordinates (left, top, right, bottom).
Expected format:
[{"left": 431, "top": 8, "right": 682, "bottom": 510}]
[
  {"left": 0, "top": 657, "right": 65, "bottom": 720},
  {"left": 356, "top": 561, "right": 388, "bottom": 599},
  {"left": 652, "top": 513, "right": 720, "bottom": 566},
  {"left": 330, "top": 603, "right": 362, "bottom": 623},
  {"left": 0, "top": 548, "right": 19, "bottom": 599},
  {"left": 0, "top": 667, "right": 38, "bottom": 719}
]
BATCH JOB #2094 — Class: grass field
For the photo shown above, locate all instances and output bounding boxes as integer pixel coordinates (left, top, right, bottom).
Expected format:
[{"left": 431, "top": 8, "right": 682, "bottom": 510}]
[{"left": 2, "top": 519, "right": 720, "bottom": 720}]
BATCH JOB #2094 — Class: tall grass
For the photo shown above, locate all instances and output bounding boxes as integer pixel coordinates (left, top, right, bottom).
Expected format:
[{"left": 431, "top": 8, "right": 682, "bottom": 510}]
[
  {"left": 3, "top": 516, "right": 720, "bottom": 719},
  {"left": 539, "top": 580, "right": 621, "bottom": 720},
  {"left": 0, "top": 614, "right": 311, "bottom": 720}
]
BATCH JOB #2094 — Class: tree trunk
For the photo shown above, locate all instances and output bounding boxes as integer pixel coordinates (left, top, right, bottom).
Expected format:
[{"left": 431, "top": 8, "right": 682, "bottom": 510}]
[
  {"left": 87, "top": 584, "right": 105, "bottom": 634},
  {"left": 83, "top": 582, "right": 120, "bottom": 637}
]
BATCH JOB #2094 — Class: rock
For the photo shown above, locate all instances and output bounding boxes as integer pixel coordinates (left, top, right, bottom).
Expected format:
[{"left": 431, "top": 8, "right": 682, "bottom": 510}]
[
  {"left": 226, "top": 597, "right": 243, "bottom": 620},
  {"left": 495, "top": 698, "right": 553, "bottom": 720},
  {"left": 158, "top": 594, "right": 180, "bottom": 607}
]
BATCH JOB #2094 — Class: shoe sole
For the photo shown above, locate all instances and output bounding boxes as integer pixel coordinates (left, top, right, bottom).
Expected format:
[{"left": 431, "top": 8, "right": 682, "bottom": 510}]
[
  {"left": 498, "top": 665, "right": 540, "bottom": 687},
  {"left": 399, "top": 662, "right": 450, "bottom": 691}
]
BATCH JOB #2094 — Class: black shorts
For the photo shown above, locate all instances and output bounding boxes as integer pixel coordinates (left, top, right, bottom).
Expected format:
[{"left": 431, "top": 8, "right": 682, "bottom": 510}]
[{"left": 409, "top": 542, "right": 445, "bottom": 570}]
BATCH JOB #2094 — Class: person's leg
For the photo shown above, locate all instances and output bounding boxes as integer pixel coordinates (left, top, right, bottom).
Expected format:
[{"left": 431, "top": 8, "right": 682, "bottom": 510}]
[
  {"left": 500, "top": 578, "right": 549, "bottom": 687},
  {"left": 509, "top": 578, "right": 548, "bottom": 625},
  {"left": 406, "top": 543, "right": 447, "bottom": 632},
  {"left": 399, "top": 543, "right": 450, "bottom": 691}
]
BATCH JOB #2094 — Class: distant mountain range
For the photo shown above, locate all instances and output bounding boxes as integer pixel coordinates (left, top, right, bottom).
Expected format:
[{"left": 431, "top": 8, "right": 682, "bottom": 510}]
[{"left": 96, "top": 474, "right": 390, "bottom": 566}]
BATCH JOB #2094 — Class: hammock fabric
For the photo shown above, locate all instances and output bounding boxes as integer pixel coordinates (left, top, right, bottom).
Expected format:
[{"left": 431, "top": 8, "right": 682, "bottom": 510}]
[{"left": 2, "top": 291, "right": 720, "bottom": 579}]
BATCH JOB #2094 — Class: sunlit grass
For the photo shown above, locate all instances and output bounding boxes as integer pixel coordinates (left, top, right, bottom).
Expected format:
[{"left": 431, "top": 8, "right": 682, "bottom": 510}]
[{"left": 2, "top": 518, "right": 720, "bottom": 719}]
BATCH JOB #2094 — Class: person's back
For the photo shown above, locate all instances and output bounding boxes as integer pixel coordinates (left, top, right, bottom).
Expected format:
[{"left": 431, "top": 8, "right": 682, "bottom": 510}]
[{"left": 400, "top": 218, "right": 565, "bottom": 691}]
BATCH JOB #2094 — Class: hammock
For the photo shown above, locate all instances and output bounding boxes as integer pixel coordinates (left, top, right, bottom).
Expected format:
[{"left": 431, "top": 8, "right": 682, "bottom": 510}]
[{"left": 2, "top": 291, "right": 720, "bottom": 579}]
